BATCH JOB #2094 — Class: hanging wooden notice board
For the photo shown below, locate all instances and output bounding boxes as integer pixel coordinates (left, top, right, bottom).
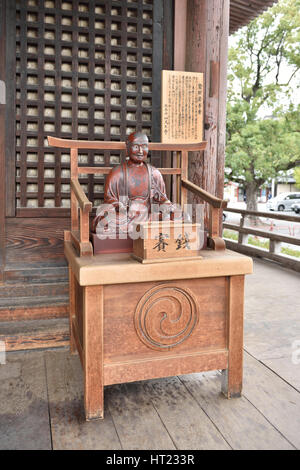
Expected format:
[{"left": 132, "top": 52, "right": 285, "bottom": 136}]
[{"left": 161, "top": 70, "right": 204, "bottom": 143}]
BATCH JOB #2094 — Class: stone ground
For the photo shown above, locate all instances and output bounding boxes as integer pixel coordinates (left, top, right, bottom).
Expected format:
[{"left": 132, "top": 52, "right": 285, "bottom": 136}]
[{"left": 0, "top": 258, "right": 299, "bottom": 450}]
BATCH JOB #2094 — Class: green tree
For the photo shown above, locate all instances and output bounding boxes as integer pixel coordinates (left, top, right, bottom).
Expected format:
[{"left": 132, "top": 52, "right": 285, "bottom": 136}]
[
  {"left": 295, "top": 167, "right": 300, "bottom": 189},
  {"left": 226, "top": 0, "right": 300, "bottom": 211}
]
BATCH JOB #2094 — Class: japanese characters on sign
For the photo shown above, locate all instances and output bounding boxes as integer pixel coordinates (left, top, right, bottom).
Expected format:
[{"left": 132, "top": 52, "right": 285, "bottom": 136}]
[
  {"left": 175, "top": 233, "right": 191, "bottom": 251},
  {"left": 161, "top": 70, "right": 204, "bottom": 143},
  {"left": 152, "top": 231, "right": 193, "bottom": 253},
  {"left": 153, "top": 233, "right": 169, "bottom": 252}
]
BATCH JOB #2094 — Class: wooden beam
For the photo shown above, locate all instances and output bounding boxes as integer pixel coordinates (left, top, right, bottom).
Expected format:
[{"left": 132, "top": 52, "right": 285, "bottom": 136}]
[
  {"left": 182, "top": 177, "right": 227, "bottom": 208},
  {"left": 163, "top": 0, "right": 174, "bottom": 70},
  {"left": 76, "top": 166, "right": 182, "bottom": 176},
  {"left": 231, "top": 3, "right": 264, "bottom": 16},
  {"left": 152, "top": 0, "right": 164, "bottom": 143},
  {"left": 68, "top": 266, "right": 77, "bottom": 355},
  {"left": 174, "top": 0, "right": 187, "bottom": 71},
  {"left": 208, "top": 206, "right": 226, "bottom": 250},
  {"left": 104, "top": 350, "right": 228, "bottom": 386},
  {"left": 0, "top": 0, "right": 6, "bottom": 283},
  {"left": 72, "top": 316, "right": 84, "bottom": 367},
  {"left": 83, "top": 285, "right": 104, "bottom": 420},
  {"left": 76, "top": 167, "right": 113, "bottom": 175},
  {"left": 217, "top": 0, "right": 230, "bottom": 235},
  {"left": 16, "top": 208, "right": 70, "bottom": 217},
  {"left": 70, "top": 230, "right": 93, "bottom": 257},
  {"left": 1, "top": 328, "right": 69, "bottom": 352},
  {"left": 70, "top": 148, "right": 79, "bottom": 231},
  {"left": 70, "top": 178, "right": 92, "bottom": 213},
  {"left": 225, "top": 207, "right": 300, "bottom": 223},
  {"left": 186, "top": 0, "right": 229, "bottom": 235},
  {"left": 180, "top": 151, "right": 188, "bottom": 207},
  {"left": 185, "top": 0, "right": 207, "bottom": 222},
  {"left": 48, "top": 136, "right": 207, "bottom": 152},
  {"left": 229, "top": 0, "right": 278, "bottom": 33},
  {"left": 5, "top": 0, "right": 16, "bottom": 216},
  {"left": 224, "top": 222, "right": 300, "bottom": 246},
  {"left": 232, "top": 0, "right": 276, "bottom": 9},
  {"left": 160, "top": 0, "right": 174, "bottom": 197},
  {"left": 0, "top": 304, "right": 68, "bottom": 322},
  {"left": 222, "top": 275, "right": 244, "bottom": 398}
]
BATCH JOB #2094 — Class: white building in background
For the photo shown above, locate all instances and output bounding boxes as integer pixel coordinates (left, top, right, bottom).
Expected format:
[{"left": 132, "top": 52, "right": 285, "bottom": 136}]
[
  {"left": 273, "top": 170, "right": 298, "bottom": 195},
  {"left": 224, "top": 181, "right": 240, "bottom": 203}
]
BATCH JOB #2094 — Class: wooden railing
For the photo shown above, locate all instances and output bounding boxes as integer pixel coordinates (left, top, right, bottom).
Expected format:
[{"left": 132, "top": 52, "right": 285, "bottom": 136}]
[
  {"left": 223, "top": 207, "right": 300, "bottom": 272},
  {"left": 48, "top": 137, "right": 227, "bottom": 256}
]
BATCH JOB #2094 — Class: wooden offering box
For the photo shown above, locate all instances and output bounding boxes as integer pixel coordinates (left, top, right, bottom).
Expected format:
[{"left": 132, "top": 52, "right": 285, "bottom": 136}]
[{"left": 132, "top": 221, "right": 204, "bottom": 263}]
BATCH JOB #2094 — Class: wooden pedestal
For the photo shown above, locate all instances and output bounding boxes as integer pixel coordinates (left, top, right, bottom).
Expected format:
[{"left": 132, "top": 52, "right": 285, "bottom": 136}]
[{"left": 65, "top": 241, "right": 252, "bottom": 420}]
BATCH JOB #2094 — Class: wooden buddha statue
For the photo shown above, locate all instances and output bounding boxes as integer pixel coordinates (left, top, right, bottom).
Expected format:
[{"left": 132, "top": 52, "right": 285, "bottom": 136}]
[{"left": 92, "top": 131, "right": 181, "bottom": 237}]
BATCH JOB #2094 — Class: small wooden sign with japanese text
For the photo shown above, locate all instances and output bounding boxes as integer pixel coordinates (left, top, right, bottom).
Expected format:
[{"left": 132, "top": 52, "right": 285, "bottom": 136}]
[
  {"left": 161, "top": 70, "right": 204, "bottom": 143},
  {"left": 132, "top": 222, "right": 204, "bottom": 263}
]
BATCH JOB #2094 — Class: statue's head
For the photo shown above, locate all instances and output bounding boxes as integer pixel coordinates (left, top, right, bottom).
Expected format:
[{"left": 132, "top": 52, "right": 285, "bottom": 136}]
[{"left": 126, "top": 131, "right": 149, "bottom": 164}]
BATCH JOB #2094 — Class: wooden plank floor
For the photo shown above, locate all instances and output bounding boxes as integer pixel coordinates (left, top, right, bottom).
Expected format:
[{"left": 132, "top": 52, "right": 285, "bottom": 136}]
[{"left": 0, "top": 259, "right": 299, "bottom": 450}]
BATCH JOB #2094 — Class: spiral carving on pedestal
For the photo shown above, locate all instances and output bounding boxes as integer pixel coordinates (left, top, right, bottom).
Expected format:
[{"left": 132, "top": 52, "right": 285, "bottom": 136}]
[{"left": 134, "top": 284, "right": 199, "bottom": 350}]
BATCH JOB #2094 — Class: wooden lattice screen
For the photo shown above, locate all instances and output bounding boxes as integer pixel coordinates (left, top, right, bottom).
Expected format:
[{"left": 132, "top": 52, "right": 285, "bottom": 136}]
[{"left": 13, "top": 0, "right": 164, "bottom": 216}]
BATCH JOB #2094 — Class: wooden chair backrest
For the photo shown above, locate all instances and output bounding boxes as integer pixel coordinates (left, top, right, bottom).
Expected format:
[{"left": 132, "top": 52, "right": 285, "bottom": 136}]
[
  {"left": 48, "top": 136, "right": 207, "bottom": 207},
  {"left": 48, "top": 137, "right": 226, "bottom": 255}
]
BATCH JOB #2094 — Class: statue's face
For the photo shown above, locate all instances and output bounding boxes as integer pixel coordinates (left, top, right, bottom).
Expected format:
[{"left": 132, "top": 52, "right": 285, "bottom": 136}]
[{"left": 127, "top": 133, "right": 149, "bottom": 164}]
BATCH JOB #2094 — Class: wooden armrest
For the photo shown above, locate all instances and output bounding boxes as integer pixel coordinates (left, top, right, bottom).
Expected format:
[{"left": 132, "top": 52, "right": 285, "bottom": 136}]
[
  {"left": 181, "top": 178, "right": 227, "bottom": 209},
  {"left": 71, "top": 178, "right": 92, "bottom": 212},
  {"left": 70, "top": 230, "right": 93, "bottom": 256}
]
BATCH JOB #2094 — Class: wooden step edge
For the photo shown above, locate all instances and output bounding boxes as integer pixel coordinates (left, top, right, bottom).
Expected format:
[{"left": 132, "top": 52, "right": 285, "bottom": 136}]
[
  {"left": 0, "top": 282, "right": 69, "bottom": 299},
  {"left": 4, "top": 267, "right": 68, "bottom": 283},
  {"left": 0, "top": 328, "right": 70, "bottom": 352},
  {"left": 0, "top": 303, "right": 69, "bottom": 322},
  {"left": 0, "top": 295, "right": 68, "bottom": 308}
]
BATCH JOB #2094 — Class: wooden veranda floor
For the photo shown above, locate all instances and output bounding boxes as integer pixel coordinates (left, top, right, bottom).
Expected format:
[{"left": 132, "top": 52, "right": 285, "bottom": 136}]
[{"left": 0, "top": 259, "right": 299, "bottom": 450}]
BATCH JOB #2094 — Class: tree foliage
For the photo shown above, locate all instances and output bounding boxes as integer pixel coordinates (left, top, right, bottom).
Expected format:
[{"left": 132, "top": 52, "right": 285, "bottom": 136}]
[
  {"left": 226, "top": 0, "right": 300, "bottom": 210},
  {"left": 295, "top": 167, "right": 300, "bottom": 189}
]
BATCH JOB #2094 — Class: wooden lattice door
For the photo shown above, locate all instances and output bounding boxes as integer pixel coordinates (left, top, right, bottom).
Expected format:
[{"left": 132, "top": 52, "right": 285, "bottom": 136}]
[
  {"left": 3, "top": 0, "right": 173, "bottom": 276},
  {"left": 9, "top": 0, "right": 168, "bottom": 215}
]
